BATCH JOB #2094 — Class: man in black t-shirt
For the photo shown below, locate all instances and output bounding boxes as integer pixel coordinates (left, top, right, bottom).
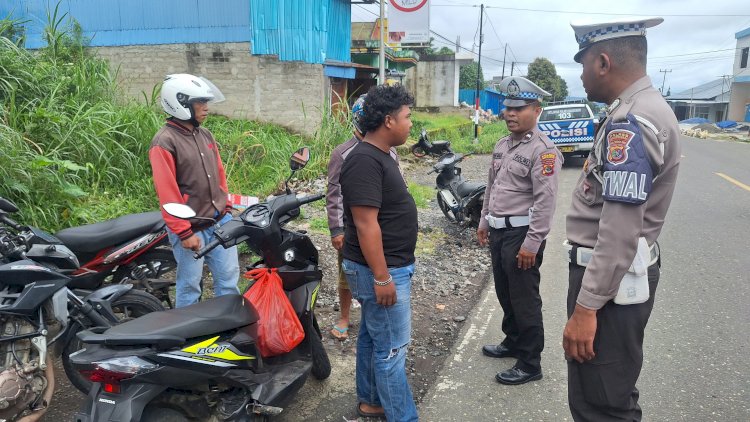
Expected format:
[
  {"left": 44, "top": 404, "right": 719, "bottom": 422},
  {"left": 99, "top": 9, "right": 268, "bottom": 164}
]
[{"left": 340, "top": 84, "right": 419, "bottom": 422}]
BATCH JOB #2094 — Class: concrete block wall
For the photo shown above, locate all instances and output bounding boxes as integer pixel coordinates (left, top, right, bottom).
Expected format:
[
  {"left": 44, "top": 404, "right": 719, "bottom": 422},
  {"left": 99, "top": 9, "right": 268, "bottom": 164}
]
[
  {"left": 405, "top": 58, "right": 456, "bottom": 108},
  {"left": 93, "top": 42, "right": 325, "bottom": 135}
]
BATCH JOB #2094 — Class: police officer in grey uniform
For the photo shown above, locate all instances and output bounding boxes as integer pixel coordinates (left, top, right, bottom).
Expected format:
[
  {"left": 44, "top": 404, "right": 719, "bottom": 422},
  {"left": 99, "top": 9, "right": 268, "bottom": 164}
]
[
  {"left": 478, "top": 76, "right": 562, "bottom": 385},
  {"left": 563, "top": 18, "right": 681, "bottom": 421}
]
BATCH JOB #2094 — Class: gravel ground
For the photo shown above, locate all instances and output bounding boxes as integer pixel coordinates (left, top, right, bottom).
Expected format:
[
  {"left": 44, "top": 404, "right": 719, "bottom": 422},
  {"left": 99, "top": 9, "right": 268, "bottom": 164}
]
[{"left": 290, "top": 152, "right": 495, "bottom": 404}]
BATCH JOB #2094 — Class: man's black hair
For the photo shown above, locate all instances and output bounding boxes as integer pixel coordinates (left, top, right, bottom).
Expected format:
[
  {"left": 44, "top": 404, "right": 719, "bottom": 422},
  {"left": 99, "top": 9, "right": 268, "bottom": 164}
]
[{"left": 360, "top": 84, "right": 414, "bottom": 134}]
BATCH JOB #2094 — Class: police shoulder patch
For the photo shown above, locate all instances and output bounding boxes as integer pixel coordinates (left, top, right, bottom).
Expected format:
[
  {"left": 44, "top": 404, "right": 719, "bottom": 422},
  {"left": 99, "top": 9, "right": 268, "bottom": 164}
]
[
  {"left": 540, "top": 152, "right": 556, "bottom": 176},
  {"left": 606, "top": 129, "right": 634, "bottom": 165}
]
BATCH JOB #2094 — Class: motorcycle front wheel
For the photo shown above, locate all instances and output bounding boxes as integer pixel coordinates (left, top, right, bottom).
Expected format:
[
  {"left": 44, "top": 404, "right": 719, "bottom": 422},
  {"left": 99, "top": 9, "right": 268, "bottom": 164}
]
[
  {"left": 411, "top": 145, "right": 427, "bottom": 157},
  {"left": 310, "top": 315, "right": 331, "bottom": 380},
  {"left": 436, "top": 192, "right": 458, "bottom": 223},
  {"left": 62, "top": 289, "right": 165, "bottom": 393}
]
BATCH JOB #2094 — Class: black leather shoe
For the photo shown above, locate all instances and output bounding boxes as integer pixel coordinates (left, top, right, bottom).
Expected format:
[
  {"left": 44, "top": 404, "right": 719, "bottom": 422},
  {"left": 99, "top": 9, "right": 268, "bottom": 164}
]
[
  {"left": 495, "top": 366, "right": 543, "bottom": 385},
  {"left": 482, "top": 344, "right": 515, "bottom": 359}
]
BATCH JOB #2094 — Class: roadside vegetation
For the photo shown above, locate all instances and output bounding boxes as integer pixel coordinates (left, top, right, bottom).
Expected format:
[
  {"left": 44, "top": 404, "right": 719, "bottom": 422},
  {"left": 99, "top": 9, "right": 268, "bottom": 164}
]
[
  {"left": 1, "top": 14, "right": 505, "bottom": 233},
  {"left": 409, "top": 111, "right": 508, "bottom": 155}
]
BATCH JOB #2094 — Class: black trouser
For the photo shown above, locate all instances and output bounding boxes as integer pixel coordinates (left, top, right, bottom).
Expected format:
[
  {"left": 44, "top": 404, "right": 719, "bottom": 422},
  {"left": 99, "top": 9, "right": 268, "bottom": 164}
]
[
  {"left": 567, "top": 262, "right": 660, "bottom": 422},
  {"left": 489, "top": 226, "right": 545, "bottom": 372}
]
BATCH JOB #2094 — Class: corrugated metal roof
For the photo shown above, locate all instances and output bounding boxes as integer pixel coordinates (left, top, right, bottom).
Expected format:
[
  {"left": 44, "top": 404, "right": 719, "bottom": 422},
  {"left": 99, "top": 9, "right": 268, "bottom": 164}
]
[
  {"left": 6, "top": 0, "right": 251, "bottom": 48},
  {"left": 250, "top": 0, "right": 350, "bottom": 64},
  {"left": 667, "top": 78, "right": 732, "bottom": 103}
]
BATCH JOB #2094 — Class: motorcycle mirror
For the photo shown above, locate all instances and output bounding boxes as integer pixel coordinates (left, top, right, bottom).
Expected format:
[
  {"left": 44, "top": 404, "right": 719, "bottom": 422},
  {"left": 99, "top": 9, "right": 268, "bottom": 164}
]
[
  {"left": 0, "top": 198, "right": 19, "bottom": 213},
  {"left": 421, "top": 128, "right": 427, "bottom": 137},
  {"left": 289, "top": 147, "right": 310, "bottom": 172},
  {"left": 162, "top": 203, "right": 196, "bottom": 219}
]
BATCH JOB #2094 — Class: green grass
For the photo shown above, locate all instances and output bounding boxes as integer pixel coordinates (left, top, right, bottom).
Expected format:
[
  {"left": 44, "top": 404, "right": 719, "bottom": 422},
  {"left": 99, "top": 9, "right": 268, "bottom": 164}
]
[
  {"left": 308, "top": 216, "right": 329, "bottom": 235},
  {"left": 407, "top": 111, "right": 509, "bottom": 155},
  {"left": 408, "top": 182, "right": 434, "bottom": 208}
]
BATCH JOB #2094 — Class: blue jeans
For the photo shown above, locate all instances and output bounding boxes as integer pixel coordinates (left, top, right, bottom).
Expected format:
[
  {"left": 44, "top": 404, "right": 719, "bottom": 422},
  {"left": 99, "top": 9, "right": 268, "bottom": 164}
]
[
  {"left": 167, "top": 213, "right": 240, "bottom": 308},
  {"left": 342, "top": 259, "right": 418, "bottom": 422}
]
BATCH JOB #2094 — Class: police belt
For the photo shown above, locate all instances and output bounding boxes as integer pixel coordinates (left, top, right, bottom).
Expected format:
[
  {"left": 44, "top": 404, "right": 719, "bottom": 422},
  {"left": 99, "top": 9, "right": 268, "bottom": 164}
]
[
  {"left": 486, "top": 214, "right": 530, "bottom": 229},
  {"left": 563, "top": 240, "right": 659, "bottom": 267}
]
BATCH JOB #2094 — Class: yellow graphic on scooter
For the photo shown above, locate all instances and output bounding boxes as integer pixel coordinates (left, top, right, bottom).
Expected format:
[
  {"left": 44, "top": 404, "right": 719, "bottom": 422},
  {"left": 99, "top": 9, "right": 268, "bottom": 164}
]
[
  {"left": 311, "top": 284, "right": 320, "bottom": 308},
  {"left": 182, "top": 336, "right": 255, "bottom": 361}
]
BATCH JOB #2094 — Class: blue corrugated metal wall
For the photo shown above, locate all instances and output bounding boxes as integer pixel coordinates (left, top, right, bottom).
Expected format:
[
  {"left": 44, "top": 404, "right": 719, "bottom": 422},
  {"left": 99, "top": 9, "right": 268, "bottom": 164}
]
[
  {"left": 1, "top": 0, "right": 251, "bottom": 48},
  {"left": 250, "top": 0, "right": 350, "bottom": 64},
  {"left": 459, "top": 89, "right": 505, "bottom": 115}
]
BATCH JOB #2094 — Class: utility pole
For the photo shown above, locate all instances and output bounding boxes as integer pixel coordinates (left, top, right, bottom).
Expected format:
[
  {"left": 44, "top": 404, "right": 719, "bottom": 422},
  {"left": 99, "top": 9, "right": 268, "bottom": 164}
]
[
  {"left": 473, "top": 3, "right": 484, "bottom": 143},
  {"left": 717, "top": 74, "right": 732, "bottom": 121},
  {"left": 510, "top": 61, "right": 515, "bottom": 76},
  {"left": 501, "top": 43, "right": 507, "bottom": 79},
  {"left": 379, "top": 0, "right": 385, "bottom": 85},
  {"left": 659, "top": 69, "right": 672, "bottom": 95}
]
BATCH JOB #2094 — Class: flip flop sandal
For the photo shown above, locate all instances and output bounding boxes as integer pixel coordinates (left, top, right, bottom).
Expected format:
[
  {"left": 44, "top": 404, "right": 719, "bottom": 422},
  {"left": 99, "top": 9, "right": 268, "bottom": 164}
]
[
  {"left": 357, "top": 403, "right": 385, "bottom": 419},
  {"left": 330, "top": 325, "right": 349, "bottom": 340}
]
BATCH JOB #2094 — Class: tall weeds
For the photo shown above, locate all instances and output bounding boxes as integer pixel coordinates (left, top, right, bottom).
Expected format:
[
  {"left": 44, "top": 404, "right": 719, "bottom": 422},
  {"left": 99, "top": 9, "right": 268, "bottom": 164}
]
[{"left": 0, "top": 15, "right": 351, "bottom": 232}]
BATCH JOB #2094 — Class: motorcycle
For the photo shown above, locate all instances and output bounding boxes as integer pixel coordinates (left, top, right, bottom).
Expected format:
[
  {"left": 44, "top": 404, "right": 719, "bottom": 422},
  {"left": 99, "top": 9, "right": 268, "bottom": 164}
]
[
  {"left": 54, "top": 211, "right": 176, "bottom": 308},
  {"left": 430, "top": 152, "right": 486, "bottom": 227},
  {"left": 71, "top": 147, "right": 331, "bottom": 422},
  {"left": 411, "top": 128, "right": 453, "bottom": 157},
  {"left": 0, "top": 198, "right": 165, "bottom": 421}
]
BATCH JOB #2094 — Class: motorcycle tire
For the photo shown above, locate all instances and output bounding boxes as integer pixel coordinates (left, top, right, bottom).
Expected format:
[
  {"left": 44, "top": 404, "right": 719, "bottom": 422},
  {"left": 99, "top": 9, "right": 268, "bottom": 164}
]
[
  {"left": 411, "top": 146, "right": 427, "bottom": 158},
  {"left": 62, "top": 289, "right": 165, "bottom": 394},
  {"left": 112, "top": 248, "right": 177, "bottom": 307},
  {"left": 141, "top": 406, "right": 189, "bottom": 422},
  {"left": 310, "top": 315, "right": 331, "bottom": 380},
  {"left": 436, "top": 192, "right": 458, "bottom": 223}
]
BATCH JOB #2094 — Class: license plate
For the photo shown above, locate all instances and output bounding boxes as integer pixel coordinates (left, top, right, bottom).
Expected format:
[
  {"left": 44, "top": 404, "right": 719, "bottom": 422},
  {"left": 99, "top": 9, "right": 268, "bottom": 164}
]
[{"left": 558, "top": 146, "right": 575, "bottom": 152}]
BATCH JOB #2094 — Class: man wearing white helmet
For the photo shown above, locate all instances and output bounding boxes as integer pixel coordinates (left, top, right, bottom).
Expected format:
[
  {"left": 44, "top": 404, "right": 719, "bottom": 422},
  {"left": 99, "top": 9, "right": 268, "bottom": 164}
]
[{"left": 149, "top": 73, "right": 239, "bottom": 308}]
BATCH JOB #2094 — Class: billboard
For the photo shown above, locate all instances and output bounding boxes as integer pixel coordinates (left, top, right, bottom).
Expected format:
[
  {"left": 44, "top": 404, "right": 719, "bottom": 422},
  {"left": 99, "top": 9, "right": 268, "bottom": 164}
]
[{"left": 388, "top": 0, "right": 430, "bottom": 44}]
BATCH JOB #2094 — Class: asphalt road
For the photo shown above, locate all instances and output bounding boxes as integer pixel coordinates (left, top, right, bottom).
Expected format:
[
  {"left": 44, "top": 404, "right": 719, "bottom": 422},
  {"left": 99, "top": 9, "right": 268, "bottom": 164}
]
[
  {"left": 44, "top": 136, "right": 750, "bottom": 421},
  {"left": 419, "top": 136, "right": 750, "bottom": 421}
]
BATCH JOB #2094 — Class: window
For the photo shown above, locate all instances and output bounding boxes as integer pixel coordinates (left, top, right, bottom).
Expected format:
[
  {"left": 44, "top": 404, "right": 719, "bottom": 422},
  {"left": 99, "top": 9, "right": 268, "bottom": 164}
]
[
  {"left": 694, "top": 106, "right": 710, "bottom": 120},
  {"left": 742, "top": 47, "right": 749, "bottom": 69},
  {"left": 539, "top": 106, "right": 591, "bottom": 121}
]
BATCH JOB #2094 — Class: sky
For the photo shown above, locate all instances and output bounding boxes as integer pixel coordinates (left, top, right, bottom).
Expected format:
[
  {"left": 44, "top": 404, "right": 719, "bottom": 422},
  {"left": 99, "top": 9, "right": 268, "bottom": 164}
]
[{"left": 352, "top": 0, "right": 750, "bottom": 98}]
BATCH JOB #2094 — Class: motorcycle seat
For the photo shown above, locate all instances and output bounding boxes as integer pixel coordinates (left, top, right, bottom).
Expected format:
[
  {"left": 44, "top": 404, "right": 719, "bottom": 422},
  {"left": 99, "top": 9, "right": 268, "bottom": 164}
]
[
  {"left": 78, "top": 295, "right": 258, "bottom": 349},
  {"left": 457, "top": 182, "right": 485, "bottom": 198},
  {"left": 55, "top": 211, "right": 165, "bottom": 253},
  {"left": 432, "top": 140, "right": 450, "bottom": 147}
]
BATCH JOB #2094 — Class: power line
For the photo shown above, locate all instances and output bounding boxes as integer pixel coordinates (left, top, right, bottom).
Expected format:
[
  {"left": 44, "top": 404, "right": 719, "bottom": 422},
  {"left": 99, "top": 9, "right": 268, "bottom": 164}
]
[{"left": 431, "top": 3, "right": 750, "bottom": 17}]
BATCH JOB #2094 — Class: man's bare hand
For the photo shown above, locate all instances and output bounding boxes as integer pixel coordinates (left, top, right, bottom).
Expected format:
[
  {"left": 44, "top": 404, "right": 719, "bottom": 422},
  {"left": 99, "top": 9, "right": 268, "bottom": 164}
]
[
  {"left": 374, "top": 281, "right": 397, "bottom": 307},
  {"left": 477, "top": 227, "right": 489, "bottom": 247},
  {"left": 331, "top": 234, "right": 344, "bottom": 251},
  {"left": 181, "top": 235, "right": 202, "bottom": 252},
  {"left": 563, "top": 304, "right": 597, "bottom": 363},
  {"left": 516, "top": 247, "right": 537, "bottom": 270}
]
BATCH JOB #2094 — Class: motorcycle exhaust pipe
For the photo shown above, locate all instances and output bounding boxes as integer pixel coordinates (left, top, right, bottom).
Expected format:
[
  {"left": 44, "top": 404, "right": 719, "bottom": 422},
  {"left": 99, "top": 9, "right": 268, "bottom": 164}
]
[{"left": 248, "top": 403, "right": 284, "bottom": 416}]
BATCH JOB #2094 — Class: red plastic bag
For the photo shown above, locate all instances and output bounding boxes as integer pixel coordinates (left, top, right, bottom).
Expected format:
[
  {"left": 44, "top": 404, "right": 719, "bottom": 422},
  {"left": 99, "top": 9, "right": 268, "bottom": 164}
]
[{"left": 243, "top": 268, "right": 304, "bottom": 357}]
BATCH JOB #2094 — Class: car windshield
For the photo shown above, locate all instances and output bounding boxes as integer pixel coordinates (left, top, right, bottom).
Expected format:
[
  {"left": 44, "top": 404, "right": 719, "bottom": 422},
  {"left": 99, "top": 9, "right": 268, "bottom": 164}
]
[{"left": 540, "top": 107, "right": 590, "bottom": 121}]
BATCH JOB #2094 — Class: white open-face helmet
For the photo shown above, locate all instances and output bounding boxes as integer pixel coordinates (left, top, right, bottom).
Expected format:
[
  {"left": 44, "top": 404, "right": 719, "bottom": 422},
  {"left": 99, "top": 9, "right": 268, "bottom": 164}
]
[{"left": 160, "top": 74, "right": 225, "bottom": 121}]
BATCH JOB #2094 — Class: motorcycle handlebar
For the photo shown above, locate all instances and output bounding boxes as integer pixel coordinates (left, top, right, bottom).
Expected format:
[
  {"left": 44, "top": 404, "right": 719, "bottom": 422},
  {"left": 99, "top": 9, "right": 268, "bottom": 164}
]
[
  {"left": 297, "top": 193, "right": 324, "bottom": 205},
  {"left": 194, "top": 238, "right": 222, "bottom": 259}
]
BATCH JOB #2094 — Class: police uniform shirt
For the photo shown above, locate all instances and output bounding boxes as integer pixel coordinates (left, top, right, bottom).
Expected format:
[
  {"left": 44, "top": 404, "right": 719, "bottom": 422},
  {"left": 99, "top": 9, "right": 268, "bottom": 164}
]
[
  {"left": 566, "top": 75, "right": 681, "bottom": 310},
  {"left": 479, "top": 127, "right": 563, "bottom": 253}
]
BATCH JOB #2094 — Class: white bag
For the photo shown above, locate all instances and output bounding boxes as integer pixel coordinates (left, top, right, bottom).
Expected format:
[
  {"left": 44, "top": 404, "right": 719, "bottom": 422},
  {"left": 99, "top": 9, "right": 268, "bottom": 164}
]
[{"left": 614, "top": 237, "right": 651, "bottom": 305}]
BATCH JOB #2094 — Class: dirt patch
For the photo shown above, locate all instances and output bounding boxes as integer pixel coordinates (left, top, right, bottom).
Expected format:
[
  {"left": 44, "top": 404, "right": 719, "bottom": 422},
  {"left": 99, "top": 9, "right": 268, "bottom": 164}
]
[{"left": 288, "top": 153, "right": 493, "bottom": 403}]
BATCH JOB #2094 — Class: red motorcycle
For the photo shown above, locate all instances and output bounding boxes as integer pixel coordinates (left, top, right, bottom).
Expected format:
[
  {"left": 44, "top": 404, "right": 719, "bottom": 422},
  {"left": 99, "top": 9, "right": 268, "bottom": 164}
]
[{"left": 55, "top": 211, "right": 176, "bottom": 307}]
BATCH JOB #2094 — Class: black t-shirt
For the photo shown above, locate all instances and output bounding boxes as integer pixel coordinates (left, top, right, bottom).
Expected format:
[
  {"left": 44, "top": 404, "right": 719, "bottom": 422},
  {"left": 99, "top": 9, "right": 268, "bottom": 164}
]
[{"left": 341, "top": 142, "right": 418, "bottom": 267}]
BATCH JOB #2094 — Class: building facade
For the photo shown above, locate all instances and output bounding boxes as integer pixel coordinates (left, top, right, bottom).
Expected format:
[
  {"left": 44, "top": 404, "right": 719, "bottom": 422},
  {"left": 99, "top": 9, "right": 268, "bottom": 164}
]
[{"left": 728, "top": 26, "right": 750, "bottom": 122}]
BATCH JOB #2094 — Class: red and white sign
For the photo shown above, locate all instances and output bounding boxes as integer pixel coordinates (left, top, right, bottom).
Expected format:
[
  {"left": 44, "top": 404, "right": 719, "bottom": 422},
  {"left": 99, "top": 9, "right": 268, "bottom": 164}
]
[
  {"left": 388, "top": 0, "right": 430, "bottom": 44},
  {"left": 228, "top": 193, "right": 259, "bottom": 211}
]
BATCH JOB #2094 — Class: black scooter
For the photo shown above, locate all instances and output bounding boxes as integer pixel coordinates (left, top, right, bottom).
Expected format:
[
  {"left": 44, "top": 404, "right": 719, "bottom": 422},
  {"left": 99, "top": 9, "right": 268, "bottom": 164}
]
[
  {"left": 412, "top": 128, "right": 453, "bottom": 157},
  {"left": 71, "top": 148, "right": 331, "bottom": 422},
  {"left": 430, "top": 152, "right": 486, "bottom": 227}
]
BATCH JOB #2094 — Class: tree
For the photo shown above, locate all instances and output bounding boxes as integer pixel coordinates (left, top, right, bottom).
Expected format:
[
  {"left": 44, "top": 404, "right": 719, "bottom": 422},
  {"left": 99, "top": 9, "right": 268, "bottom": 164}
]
[
  {"left": 419, "top": 37, "right": 456, "bottom": 57},
  {"left": 527, "top": 57, "right": 568, "bottom": 101},
  {"left": 459, "top": 62, "right": 485, "bottom": 89}
]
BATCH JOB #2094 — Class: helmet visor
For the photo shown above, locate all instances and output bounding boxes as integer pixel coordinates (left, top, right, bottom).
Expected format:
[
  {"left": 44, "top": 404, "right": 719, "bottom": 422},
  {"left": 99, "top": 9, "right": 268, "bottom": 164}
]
[{"left": 199, "top": 77, "right": 225, "bottom": 104}]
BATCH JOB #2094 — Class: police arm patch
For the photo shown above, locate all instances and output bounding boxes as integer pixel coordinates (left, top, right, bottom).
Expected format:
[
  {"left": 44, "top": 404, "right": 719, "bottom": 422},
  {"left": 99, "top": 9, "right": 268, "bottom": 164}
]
[
  {"left": 601, "top": 113, "right": 653, "bottom": 205},
  {"left": 540, "top": 152, "right": 556, "bottom": 176}
]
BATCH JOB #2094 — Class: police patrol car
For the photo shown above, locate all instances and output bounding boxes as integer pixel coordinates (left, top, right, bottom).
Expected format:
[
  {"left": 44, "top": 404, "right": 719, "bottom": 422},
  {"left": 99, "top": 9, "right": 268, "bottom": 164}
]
[{"left": 538, "top": 101, "right": 598, "bottom": 157}]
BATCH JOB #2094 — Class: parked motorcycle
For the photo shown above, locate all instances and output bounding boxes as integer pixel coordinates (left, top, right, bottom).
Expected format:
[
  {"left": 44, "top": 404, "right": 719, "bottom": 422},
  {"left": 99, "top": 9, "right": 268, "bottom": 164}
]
[
  {"left": 0, "top": 198, "right": 165, "bottom": 421},
  {"left": 411, "top": 128, "right": 453, "bottom": 157},
  {"left": 71, "top": 147, "right": 331, "bottom": 422},
  {"left": 430, "top": 152, "right": 486, "bottom": 227},
  {"left": 55, "top": 211, "right": 176, "bottom": 307}
]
